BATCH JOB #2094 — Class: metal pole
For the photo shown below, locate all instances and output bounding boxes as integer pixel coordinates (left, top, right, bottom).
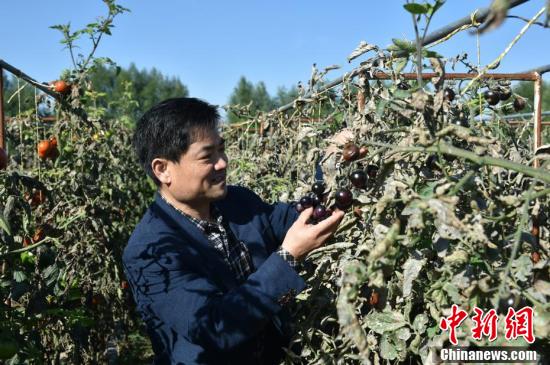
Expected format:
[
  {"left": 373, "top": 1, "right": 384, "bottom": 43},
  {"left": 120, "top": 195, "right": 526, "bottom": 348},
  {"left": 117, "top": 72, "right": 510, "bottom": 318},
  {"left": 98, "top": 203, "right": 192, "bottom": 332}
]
[
  {"left": 362, "top": 71, "right": 539, "bottom": 81},
  {"left": 276, "top": 0, "right": 532, "bottom": 113},
  {"left": 0, "top": 67, "right": 5, "bottom": 150},
  {"left": 0, "top": 59, "right": 58, "bottom": 99},
  {"left": 533, "top": 73, "right": 543, "bottom": 168}
]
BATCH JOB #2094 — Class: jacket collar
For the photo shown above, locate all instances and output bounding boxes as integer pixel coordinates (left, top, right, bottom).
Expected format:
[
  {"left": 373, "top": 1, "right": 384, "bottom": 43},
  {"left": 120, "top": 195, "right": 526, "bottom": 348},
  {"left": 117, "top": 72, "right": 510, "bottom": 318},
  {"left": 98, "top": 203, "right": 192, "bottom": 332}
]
[{"left": 151, "top": 191, "right": 238, "bottom": 290}]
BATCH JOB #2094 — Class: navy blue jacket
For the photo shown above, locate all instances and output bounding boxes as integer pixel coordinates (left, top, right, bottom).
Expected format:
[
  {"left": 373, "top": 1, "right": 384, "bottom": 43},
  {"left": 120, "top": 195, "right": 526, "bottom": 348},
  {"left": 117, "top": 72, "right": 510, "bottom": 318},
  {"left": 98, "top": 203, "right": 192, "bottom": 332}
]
[{"left": 122, "top": 186, "right": 306, "bottom": 364}]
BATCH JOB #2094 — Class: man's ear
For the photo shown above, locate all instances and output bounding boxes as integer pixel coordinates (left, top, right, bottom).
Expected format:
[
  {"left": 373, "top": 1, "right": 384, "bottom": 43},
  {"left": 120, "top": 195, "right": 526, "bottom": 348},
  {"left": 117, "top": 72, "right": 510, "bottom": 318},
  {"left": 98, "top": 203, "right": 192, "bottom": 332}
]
[{"left": 151, "top": 158, "right": 171, "bottom": 185}]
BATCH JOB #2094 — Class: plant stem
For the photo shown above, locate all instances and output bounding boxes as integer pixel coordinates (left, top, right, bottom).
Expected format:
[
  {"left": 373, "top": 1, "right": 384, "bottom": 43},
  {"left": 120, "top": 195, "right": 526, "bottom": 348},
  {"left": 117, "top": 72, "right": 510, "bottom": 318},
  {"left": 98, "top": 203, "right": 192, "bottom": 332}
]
[
  {"left": 462, "top": 6, "right": 546, "bottom": 94},
  {"left": 364, "top": 140, "right": 550, "bottom": 184},
  {"left": 412, "top": 13, "right": 423, "bottom": 88}
]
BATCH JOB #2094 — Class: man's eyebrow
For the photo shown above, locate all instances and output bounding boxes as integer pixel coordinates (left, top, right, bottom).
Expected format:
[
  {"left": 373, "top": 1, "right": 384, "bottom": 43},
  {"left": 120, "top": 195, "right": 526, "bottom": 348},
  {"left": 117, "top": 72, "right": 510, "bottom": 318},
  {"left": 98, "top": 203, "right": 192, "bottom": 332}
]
[{"left": 198, "top": 139, "right": 225, "bottom": 152}]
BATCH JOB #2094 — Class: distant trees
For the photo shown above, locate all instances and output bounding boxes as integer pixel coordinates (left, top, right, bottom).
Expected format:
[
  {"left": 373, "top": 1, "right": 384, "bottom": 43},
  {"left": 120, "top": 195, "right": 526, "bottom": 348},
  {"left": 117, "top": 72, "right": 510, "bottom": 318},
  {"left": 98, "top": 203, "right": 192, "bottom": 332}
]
[
  {"left": 227, "top": 76, "right": 298, "bottom": 123},
  {"left": 1, "top": 64, "right": 189, "bottom": 125},
  {"left": 88, "top": 63, "right": 189, "bottom": 122}
]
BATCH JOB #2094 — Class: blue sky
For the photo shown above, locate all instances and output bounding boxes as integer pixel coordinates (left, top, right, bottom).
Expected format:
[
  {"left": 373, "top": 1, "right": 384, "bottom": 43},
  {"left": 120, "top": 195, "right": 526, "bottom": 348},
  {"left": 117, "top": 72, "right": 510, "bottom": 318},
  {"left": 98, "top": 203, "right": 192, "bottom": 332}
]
[{"left": 1, "top": 1, "right": 548, "bottom": 109}]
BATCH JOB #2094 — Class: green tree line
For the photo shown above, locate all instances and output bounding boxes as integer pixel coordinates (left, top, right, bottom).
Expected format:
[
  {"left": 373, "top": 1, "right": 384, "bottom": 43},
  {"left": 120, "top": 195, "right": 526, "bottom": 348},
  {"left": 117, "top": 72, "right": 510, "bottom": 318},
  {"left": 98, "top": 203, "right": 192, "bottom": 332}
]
[{"left": 2, "top": 69, "right": 298, "bottom": 125}]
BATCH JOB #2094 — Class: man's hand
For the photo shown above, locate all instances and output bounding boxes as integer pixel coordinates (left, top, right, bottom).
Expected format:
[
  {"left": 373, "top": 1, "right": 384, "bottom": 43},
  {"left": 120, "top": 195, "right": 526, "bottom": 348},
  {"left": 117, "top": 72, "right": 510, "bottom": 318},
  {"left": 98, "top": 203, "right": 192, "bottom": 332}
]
[{"left": 281, "top": 207, "right": 345, "bottom": 260}]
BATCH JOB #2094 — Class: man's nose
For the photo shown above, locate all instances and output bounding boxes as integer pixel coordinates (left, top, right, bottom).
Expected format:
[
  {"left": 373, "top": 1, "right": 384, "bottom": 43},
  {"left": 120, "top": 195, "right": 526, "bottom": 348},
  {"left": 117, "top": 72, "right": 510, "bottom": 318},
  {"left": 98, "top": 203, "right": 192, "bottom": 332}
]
[{"left": 215, "top": 154, "right": 228, "bottom": 170}]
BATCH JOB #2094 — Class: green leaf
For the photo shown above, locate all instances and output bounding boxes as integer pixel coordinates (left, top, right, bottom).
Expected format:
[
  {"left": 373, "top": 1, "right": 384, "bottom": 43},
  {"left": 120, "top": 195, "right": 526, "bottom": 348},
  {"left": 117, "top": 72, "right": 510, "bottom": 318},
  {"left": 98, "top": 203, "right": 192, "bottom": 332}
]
[
  {"left": 364, "top": 311, "right": 408, "bottom": 334},
  {"left": 392, "top": 38, "right": 416, "bottom": 52},
  {"left": 423, "top": 50, "right": 443, "bottom": 58},
  {"left": 403, "top": 258, "right": 426, "bottom": 297},
  {"left": 376, "top": 99, "right": 388, "bottom": 117},
  {"left": 0, "top": 216, "right": 11, "bottom": 235},
  {"left": 403, "top": 3, "right": 429, "bottom": 14},
  {"left": 428, "top": 0, "right": 445, "bottom": 16},
  {"left": 20, "top": 251, "right": 35, "bottom": 265},
  {"left": 413, "top": 314, "right": 429, "bottom": 333},
  {"left": 380, "top": 334, "right": 398, "bottom": 360},
  {"left": 13, "top": 270, "right": 27, "bottom": 283}
]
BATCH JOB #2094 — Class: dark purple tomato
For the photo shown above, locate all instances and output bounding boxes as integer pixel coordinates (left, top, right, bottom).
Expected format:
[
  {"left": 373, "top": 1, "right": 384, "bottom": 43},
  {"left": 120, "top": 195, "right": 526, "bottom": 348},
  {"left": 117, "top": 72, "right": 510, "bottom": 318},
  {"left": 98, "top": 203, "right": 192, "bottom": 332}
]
[
  {"left": 311, "top": 181, "right": 325, "bottom": 196},
  {"left": 295, "top": 203, "right": 304, "bottom": 213},
  {"left": 313, "top": 205, "right": 327, "bottom": 219},
  {"left": 311, "top": 194, "right": 322, "bottom": 206},
  {"left": 335, "top": 189, "right": 353, "bottom": 209},
  {"left": 484, "top": 90, "right": 500, "bottom": 106},
  {"left": 397, "top": 82, "right": 410, "bottom": 90},
  {"left": 426, "top": 154, "right": 439, "bottom": 170},
  {"left": 444, "top": 88, "right": 455, "bottom": 102},
  {"left": 513, "top": 97, "right": 526, "bottom": 112},
  {"left": 300, "top": 196, "right": 313, "bottom": 208},
  {"left": 349, "top": 170, "right": 367, "bottom": 189},
  {"left": 453, "top": 118, "right": 470, "bottom": 128},
  {"left": 366, "top": 165, "right": 379, "bottom": 179}
]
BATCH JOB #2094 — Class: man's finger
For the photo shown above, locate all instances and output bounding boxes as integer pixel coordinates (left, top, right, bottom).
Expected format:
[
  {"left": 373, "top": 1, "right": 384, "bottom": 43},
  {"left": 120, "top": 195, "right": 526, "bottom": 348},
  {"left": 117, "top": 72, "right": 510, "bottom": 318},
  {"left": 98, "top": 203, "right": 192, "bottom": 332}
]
[
  {"left": 313, "top": 209, "right": 345, "bottom": 233},
  {"left": 297, "top": 207, "right": 314, "bottom": 224}
]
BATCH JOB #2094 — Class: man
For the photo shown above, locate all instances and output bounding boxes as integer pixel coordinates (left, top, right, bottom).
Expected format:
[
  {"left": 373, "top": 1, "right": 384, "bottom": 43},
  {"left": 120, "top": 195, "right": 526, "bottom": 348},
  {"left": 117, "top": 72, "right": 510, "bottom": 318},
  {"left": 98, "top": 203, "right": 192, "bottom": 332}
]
[{"left": 122, "top": 97, "right": 344, "bottom": 364}]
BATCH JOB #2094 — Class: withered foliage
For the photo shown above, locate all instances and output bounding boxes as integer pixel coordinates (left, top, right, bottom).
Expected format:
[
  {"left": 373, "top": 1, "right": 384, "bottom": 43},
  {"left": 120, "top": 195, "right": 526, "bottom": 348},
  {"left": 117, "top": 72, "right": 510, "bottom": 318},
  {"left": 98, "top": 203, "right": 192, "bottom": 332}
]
[{"left": 223, "top": 48, "right": 549, "bottom": 363}]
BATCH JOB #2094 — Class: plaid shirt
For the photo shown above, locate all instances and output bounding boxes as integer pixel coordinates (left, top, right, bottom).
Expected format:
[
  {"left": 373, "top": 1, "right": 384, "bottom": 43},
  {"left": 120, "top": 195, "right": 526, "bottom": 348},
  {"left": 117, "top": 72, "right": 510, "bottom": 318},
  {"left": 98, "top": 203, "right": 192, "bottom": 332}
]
[{"left": 160, "top": 193, "right": 253, "bottom": 283}]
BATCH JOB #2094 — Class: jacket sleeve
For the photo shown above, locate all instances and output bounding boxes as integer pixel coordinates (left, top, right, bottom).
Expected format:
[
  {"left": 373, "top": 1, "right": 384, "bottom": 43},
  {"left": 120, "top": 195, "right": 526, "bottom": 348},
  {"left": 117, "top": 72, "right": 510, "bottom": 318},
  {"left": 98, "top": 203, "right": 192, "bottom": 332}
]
[
  {"left": 123, "top": 237, "right": 306, "bottom": 352},
  {"left": 229, "top": 186, "right": 299, "bottom": 248},
  {"left": 267, "top": 201, "right": 300, "bottom": 246}
]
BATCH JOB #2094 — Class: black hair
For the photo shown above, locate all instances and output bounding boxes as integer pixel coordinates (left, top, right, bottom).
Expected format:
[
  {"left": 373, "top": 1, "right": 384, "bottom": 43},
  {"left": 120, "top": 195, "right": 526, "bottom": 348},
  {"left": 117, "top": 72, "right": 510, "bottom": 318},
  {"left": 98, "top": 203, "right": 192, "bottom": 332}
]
[{"left": 133, "top": 97, "right": 220, "bottom": 186}]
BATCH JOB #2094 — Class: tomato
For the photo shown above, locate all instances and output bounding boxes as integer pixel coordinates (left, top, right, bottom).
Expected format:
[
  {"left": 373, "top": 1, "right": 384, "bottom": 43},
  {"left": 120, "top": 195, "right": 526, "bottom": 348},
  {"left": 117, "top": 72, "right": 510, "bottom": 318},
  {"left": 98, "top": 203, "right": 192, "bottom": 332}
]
[
  {"left": 369, "top": 290, "right": 379, "bottom": 306},
  {"left": 30, "top": 190, "right": 46, "bottom": 207},
  {"left": 32, "top": 227, "right": 45, "bottom": 243},
  {"left": 299, "top": 196, "right": 313, "bottom": 209},
  {"left": 513, "top": 97, "right": 526, "bottom": 112},
  {"left": 531, "top": 251, "right": 540, "bottom": 264},
  {"left": 311, "top": 182, "right": 325, "bottom": 196},
  {"left": 48, "top": 147, "right": 60, "bottom": 161},
  {"left": 484, "top": 90, "right": 500, "bottom": 106},
  {"left": 53, "top": 80, "right": 70, "bottom": 94},
  {"left": 342, "top": 143, "right": 360, "bottom": 162},
  {"left": 121, "top": 281, "right": 129, "bottom": 290},
  {"left": 0, "top": 147, "right": 7, "bottom": 170},
  {"left": 444, "top": 88, "right": 455, "bottom": 102},
  {"left": 313, "top": 205, "right": 327, "bottom": 219},
  {"left": 349, "top": 170, "right": 367, "bottom": 189},
  {"left": 37, "top": 140, "right": 52, "bottom": 160},
  {"left": 37, "top": 138, "right": 59, "bottom": 160},
  {"left": 335, "top": 189, "right": 353, "bottom": 209}
]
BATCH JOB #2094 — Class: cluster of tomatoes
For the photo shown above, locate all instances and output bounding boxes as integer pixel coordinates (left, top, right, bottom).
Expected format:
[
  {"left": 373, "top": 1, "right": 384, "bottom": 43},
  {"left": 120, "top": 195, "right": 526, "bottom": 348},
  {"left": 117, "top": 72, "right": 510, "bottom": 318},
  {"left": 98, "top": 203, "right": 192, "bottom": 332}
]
[
  {"left": 295, "top": 142, "right": 379, "bottom": 223},
  {"left": 37, "top": 136, "right": 59, "bottom": 161},
  {"left": 442, "top": 86, "right": 526, "bottom": 111},
  {"left": 0, "top": 80, "right": 70, "bottom": 171}
]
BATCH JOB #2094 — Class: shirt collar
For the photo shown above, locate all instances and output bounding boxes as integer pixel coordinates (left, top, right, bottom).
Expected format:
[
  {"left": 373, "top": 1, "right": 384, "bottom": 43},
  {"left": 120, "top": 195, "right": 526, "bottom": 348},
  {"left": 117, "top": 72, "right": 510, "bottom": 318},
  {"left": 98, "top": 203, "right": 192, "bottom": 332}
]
[{"left": 158, "top": 192, "right": 223, "bottom": 232}]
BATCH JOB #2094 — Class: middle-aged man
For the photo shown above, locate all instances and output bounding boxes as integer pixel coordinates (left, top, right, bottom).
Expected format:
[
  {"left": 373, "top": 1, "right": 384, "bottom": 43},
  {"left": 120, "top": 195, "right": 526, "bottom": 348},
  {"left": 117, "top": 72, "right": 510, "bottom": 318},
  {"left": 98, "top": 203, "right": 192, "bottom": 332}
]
[{"left": 122, "top": 97, "right": 344, "bottom": 364}]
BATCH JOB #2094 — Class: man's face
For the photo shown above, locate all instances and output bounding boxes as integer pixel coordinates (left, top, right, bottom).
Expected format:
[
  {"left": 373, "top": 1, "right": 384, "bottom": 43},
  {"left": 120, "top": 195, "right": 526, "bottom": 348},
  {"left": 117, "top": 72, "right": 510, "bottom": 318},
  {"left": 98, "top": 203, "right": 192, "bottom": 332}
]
[{"left": 162, "top": 129, "right": 228, "bottom": 204}]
